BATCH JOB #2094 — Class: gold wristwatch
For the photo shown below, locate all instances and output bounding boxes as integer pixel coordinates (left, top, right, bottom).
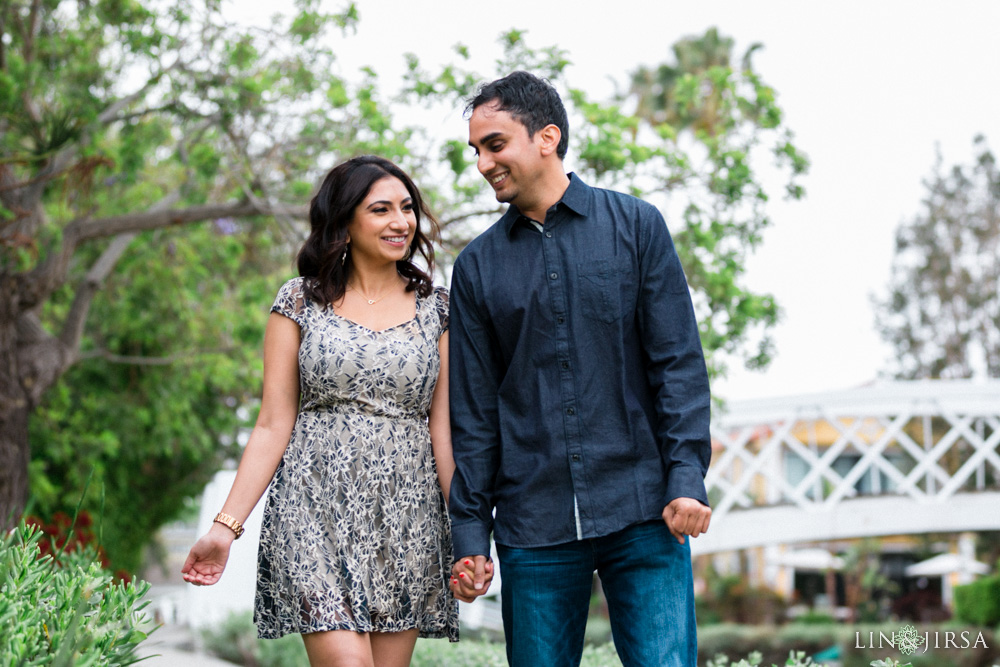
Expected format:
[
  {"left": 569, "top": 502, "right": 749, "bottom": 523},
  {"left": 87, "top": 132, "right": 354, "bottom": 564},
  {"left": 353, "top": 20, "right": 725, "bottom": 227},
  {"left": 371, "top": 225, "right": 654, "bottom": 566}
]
[{"left": 213, "top": 512, "right": 245, "bottom": 539}]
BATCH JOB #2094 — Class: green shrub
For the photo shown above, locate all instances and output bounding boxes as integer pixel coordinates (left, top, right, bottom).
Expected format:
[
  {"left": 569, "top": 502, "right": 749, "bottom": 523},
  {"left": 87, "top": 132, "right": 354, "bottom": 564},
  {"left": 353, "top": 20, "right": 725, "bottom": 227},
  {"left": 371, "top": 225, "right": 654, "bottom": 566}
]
[
  {"left": 200, "top": 611, "right": 308, "bottom": 666},
  {"left": 413, "top": 637, "right": 625, "bottom": 666},
  {"left": 411, "top": 638, "right": 507, "bottom": 666},
  {"left": 706, "top": 651, "right": 828, "bottom": 666},
  {"left": 954, "top": 575, "right": 1000, "bottom": 626},
  {"left": 0, "top": 521, "right": 152, "bottom": 665},
  {"left": 790, "top": 610, "right": 838, "bottom": 625},
  {"left": 200, "top": 614, "right": 624, "bottom": 666},
  {"left": 698, "top": 624, "right": 842, "bottom": 666},
  {"left": 697, "top": 573, "right": 787, "bottom": 625},
  {"left": 201, "top": 612, "right": 1000, "bottom": 667}
]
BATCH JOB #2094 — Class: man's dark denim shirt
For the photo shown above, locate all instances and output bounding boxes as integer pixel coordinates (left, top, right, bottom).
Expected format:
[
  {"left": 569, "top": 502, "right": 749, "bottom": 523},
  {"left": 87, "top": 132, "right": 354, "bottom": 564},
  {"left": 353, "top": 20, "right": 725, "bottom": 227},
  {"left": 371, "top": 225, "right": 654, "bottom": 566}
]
[{"left": 448, "top": 173, "right": 711, "bottom": 559}]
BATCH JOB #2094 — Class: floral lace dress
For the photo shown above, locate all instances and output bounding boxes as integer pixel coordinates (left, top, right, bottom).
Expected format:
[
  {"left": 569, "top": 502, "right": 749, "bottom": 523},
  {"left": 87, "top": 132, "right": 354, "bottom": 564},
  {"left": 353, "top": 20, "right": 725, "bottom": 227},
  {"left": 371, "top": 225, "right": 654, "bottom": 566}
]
[{"left": 254, "top": 277, "right": 458, "bottom": 641}]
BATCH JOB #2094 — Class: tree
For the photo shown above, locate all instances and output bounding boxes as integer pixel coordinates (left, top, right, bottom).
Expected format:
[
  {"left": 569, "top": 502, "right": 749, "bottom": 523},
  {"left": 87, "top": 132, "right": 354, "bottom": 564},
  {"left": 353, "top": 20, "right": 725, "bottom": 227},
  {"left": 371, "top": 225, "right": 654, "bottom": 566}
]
[
  {"left": 877, "top": 136, "right": 1000, "bottom": 379},
  {"left": 0, "top": 0, "right": 406, "bottom": 548},
  {"left": 2, "top": 4, "right": 806, "bottom": 569},
  {"left": 628, "top": 26, "right": 739, "bottom": 134},
  {"left": 404, "top": 28, "right": 809, "bottom": 378}
]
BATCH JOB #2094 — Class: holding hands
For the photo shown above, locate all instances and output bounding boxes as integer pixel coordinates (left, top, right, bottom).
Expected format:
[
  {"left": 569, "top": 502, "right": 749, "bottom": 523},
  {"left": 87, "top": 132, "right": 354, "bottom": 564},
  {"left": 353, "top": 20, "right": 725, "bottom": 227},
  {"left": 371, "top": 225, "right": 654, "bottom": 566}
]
[{"left": 449, "top": 555, "right": 494, "bottom": 603}]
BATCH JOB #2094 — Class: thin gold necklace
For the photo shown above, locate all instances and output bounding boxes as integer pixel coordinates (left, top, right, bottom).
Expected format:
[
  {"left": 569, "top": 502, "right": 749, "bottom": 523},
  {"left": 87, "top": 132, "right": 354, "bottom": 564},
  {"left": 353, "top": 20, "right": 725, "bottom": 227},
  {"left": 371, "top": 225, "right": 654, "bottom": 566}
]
[{"left": 348, "top": 283, "right": 389, "bottom": 306}]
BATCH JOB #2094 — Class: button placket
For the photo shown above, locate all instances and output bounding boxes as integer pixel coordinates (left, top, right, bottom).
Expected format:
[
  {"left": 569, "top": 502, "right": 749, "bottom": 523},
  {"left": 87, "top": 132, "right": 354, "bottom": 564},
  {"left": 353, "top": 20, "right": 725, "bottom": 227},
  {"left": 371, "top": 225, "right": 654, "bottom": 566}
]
[{"left": 544, "top": 213, "right": 590, "bottom": 537}]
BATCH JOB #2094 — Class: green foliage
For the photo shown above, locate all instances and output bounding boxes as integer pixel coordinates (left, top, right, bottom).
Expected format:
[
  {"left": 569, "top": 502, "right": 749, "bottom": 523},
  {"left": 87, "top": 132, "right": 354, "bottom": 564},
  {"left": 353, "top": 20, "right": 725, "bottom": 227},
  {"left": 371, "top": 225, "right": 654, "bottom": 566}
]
[
  {"left": 698, "top": 624, "right": 840, "bottom": 666},
  {"left": 698, "top": 567, "right": 787, "bottom": 625},
  {"left": 410, "top": 639, "right": 508, "bottom": 667},
  {"left": 198, "top": 615, "right": 1000, "bottom": 667},
  {"left": 199, "top": 611, "right": 623, "bottom": 666},
  {"left": 790, "top": 610, "right": 837, "bottom": 626},
  {"left": 30, "top": 220, "right": 279, "bottom": 571},
  {"left": 402, "top": 28, "right": 808, "bottom": 379},
  {"left": 25, "top": 509, "right": 117, "bottom": 575},
  {"left": 0, "top": 520, "right": 152, "bottom": 665},
  {"left": 200, "top": 611, "right": 308, "bottom": 667},
  {"left": 954, "top": 573, "right": 1000, "bottom": 626},
  {"left": 877, "top": 136, "right": 1000, "bottom": 379},
  {"left": 4, "top": 4, "right": 806, "bottom": 568},
  {"left": 705, "top": 650, "right": 832, "bottom": 667},
  {"left": 5, "top": 0, "right": 381, "bottom": 570},
  {"left": 841, "top": 539, "right": 898, "bottom": 624}
]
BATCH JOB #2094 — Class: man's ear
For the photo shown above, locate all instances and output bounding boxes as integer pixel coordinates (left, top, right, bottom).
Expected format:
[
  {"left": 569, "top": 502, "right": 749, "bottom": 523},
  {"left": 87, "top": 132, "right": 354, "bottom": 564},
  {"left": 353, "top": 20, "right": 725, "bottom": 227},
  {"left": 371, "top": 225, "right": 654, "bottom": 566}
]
[{"left": 537, "top": 124, "right": 562, "bottom": 158}]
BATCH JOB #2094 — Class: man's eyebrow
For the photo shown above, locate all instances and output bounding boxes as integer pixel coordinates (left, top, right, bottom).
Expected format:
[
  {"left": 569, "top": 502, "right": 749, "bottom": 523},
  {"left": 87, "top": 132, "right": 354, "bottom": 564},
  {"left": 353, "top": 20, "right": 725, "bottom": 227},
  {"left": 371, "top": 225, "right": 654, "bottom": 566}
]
[{"left": 469, "top": 131, "right": 503, "bottom": 148}]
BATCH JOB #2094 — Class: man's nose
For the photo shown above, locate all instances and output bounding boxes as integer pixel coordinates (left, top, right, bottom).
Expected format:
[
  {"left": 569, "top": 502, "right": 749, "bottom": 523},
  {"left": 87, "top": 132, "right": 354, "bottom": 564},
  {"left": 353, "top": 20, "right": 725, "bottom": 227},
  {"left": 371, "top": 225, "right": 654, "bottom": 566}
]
[{"left": 477, "top": 152, "right": 493, "bottom": 175}]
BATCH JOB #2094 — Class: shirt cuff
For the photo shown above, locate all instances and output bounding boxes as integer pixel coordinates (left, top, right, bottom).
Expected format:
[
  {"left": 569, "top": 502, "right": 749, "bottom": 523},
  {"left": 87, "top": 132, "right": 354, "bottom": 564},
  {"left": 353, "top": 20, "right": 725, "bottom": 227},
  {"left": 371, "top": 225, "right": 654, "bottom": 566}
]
[
  {"left": 450, "top": 520, "right": 492, "bottom": 562},
  {"left": 664, "top": 464, "right": 710, "bottom": 508}
]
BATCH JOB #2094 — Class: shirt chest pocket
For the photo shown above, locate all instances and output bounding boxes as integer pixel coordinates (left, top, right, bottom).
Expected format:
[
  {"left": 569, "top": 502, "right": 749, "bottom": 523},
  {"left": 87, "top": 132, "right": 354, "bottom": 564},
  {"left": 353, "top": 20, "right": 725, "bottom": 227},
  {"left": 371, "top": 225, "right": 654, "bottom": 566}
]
[{"left": 576, "top": 258, "right": 628, "bottom": 324}]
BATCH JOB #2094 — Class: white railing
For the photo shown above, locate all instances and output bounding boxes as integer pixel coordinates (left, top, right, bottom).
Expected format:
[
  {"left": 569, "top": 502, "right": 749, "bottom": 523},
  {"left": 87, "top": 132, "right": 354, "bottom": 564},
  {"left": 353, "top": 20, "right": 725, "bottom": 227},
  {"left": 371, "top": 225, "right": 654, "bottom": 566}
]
[{"left": 694, "top": 380, "right": 1000, "bottom": 553}]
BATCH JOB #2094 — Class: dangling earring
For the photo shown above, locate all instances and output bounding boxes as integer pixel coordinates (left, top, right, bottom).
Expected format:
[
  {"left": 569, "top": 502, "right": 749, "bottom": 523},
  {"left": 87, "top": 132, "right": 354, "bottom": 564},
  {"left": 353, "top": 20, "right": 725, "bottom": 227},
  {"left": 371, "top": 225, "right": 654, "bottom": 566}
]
[{"left": 341, "top": 242, "right": 349, "bottom": 266}]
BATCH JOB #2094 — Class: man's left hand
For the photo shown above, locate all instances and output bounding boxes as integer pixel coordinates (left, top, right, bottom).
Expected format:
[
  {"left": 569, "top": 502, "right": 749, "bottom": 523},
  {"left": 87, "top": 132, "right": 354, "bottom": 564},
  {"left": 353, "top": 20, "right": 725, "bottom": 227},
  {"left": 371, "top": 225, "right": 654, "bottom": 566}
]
[{"left": 662, "top": 497, "right": 711, "bottom": 544}]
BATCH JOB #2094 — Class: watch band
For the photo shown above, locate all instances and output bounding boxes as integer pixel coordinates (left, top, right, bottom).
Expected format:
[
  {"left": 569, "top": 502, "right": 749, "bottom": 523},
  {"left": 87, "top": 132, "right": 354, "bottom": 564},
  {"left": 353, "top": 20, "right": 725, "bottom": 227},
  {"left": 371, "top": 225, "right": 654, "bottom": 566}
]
[{"left": 213, "top": 512, "right": 245, "bottom": 539}]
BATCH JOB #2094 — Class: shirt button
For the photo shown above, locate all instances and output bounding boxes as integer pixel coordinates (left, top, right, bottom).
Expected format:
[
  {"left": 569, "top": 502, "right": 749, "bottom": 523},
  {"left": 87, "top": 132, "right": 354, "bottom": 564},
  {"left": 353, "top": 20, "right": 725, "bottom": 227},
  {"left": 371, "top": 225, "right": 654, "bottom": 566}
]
[
  {"left": 566, "top": 407, "right": 575, "bottom": 415},
  {"left": 545, "top": 232, "right": 553, "bottom": 238},
  {"left": 561, "top": 362, "right": 570, "bottom": 370},
  {"left": 557, "top": 316, "right": 565, "bottom": 324},
  {"left": 571, "top": 454, "right": 581, "bottom": 462},
  {"left": 549, "top": 272, "right": 558, "bottom": 280}
]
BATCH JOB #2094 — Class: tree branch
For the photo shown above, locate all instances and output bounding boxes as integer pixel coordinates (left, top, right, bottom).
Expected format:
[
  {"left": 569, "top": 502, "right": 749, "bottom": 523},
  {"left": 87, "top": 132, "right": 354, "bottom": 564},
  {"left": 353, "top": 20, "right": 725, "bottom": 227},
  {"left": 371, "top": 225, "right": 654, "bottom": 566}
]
[
  {"left": 24, "top": 0, "right": 41, "bottom": 64},
  {"left": 20, "top": 0, "right": 42, "bottom": 124},
  {"left": 0, "top": 2, "right": 8, "bottom": 72},
  {"left": 77, "top": 347, "right": 235, "bottom": 365},
  {"left": 58, "top": 231, "right": 138, "bottom": 355},
  {"left": 14, "top": 311, "right": 70, "bottom": 408},
  {"left": 52, "top": 194, "right": 304, "bottom": 366},
  {"left": 0, "top": 165, "right": 65, "bottom": 193},
  {"left": 25, "top": 59, "right": 183, "bottom": 206},
  {"left": 440, "top": 207, "right": 505, "bottom": 227},
  {"left": 68, "top": 199, "right": 307, "bottom": 244},
  {"left": 96, "top": 59, "right": 180, "bottom": 126}
]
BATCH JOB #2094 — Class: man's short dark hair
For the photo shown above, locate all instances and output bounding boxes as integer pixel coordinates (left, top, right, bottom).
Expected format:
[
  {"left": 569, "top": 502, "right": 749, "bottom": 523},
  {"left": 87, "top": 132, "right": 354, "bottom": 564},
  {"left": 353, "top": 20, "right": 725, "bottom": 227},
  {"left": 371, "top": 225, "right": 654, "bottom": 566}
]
[{"left": 466, "top": 71, "right": 569, "bottom": 160}]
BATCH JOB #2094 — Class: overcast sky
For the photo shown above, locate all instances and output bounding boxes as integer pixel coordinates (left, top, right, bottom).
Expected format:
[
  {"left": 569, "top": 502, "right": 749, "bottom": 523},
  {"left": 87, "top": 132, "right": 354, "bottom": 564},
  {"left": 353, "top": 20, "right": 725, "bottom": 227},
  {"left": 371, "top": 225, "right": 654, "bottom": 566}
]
[{"left": 238, "top": 0, "right": 1000, "bottom": 401}]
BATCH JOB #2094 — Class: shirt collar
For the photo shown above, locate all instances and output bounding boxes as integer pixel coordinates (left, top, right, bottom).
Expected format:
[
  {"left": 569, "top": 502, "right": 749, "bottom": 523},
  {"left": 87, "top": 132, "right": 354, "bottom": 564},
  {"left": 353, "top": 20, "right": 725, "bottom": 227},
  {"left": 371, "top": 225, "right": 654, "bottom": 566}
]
[{"left": 500, "top": 173, "right": 593, "bottom": 238}]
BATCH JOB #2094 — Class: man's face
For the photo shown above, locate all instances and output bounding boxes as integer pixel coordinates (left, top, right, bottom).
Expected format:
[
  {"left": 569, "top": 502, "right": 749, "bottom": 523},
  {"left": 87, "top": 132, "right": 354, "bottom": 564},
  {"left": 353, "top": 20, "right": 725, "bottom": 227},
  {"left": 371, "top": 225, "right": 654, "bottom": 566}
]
[{"left": 468, "top": 102, "right": 544, "bottom": 208}]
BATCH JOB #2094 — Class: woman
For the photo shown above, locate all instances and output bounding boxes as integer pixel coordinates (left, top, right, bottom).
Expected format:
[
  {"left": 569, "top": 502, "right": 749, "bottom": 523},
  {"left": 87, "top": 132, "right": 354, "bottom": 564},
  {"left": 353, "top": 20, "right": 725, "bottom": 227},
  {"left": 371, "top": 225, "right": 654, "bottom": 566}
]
[{"left": 182, "top": 156, "right": 458, "bottom": 666}]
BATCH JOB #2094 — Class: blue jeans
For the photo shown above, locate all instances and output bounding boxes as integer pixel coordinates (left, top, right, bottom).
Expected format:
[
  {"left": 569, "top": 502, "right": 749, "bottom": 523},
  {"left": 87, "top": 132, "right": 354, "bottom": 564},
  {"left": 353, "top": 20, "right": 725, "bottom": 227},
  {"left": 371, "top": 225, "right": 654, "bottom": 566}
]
[{"left": 496, "top": 520, "right": 696, "bottom": 667}]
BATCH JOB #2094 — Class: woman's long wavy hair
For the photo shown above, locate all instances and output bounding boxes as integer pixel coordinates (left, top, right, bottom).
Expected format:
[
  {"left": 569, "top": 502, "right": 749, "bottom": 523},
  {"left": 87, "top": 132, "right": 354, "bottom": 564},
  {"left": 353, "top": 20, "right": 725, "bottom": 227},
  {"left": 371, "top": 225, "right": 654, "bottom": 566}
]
[{"left": 297, "top": 156, "right": 439, "bottom": 306}]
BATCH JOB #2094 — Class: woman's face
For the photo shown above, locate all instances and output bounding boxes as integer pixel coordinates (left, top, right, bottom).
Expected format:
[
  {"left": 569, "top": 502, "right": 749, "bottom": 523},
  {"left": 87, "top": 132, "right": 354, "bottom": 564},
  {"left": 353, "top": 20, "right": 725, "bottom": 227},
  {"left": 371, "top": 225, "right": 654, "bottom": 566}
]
[{"left": 345, "top": 176, "right": 417, "bottom": 266}]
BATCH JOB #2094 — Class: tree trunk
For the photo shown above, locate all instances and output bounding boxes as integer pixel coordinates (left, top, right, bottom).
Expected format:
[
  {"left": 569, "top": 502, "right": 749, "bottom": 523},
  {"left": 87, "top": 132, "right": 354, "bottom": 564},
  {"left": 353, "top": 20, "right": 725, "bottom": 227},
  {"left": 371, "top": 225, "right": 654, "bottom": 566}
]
[
  {"left": 0, "top": 400, "right": 30, "bottom": 530},
  {"left": 0, "top": 289, "right": 29, "bottom": 528},
  {"left": 0, "top": 282, "right": 71, "bottom": 529}
]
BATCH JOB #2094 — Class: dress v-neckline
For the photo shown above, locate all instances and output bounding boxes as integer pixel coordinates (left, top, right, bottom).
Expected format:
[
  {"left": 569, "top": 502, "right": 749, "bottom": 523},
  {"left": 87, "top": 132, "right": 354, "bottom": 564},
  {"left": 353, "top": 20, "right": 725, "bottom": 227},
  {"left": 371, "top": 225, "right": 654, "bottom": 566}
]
[{"left": 330, "top": 292, "right": 420, "bottom": 334}]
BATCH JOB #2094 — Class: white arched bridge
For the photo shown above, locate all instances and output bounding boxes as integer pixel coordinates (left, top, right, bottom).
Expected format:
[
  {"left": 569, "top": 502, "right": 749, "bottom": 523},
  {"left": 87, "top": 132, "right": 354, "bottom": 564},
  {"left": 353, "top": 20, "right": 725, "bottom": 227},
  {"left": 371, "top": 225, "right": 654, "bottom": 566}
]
[{"left": 692, "top": 380, "right": 1000, "bottom": 555}]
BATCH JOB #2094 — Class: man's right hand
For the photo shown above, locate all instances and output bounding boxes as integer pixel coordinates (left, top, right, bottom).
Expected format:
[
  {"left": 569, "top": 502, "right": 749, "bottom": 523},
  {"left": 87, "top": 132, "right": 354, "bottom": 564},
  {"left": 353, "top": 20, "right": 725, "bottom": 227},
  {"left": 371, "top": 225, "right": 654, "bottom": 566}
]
[{"left": 450, "top": 555, "right": 494, "bottom": 603}]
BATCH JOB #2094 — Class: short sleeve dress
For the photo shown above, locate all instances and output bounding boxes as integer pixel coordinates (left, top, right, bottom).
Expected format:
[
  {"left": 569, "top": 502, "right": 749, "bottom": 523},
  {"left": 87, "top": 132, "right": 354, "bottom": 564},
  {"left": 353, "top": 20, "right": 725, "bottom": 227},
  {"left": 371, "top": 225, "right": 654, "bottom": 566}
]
[{"left": 254, "top": 277, "right": 458, "bottom": 641}]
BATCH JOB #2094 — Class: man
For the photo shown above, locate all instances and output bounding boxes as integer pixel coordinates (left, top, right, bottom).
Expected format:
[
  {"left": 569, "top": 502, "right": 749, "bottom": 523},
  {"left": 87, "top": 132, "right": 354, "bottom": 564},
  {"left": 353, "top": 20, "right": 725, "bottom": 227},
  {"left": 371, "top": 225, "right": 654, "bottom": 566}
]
[{"left": 448, "top": 71, "right": 712, "bottom": 667}]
